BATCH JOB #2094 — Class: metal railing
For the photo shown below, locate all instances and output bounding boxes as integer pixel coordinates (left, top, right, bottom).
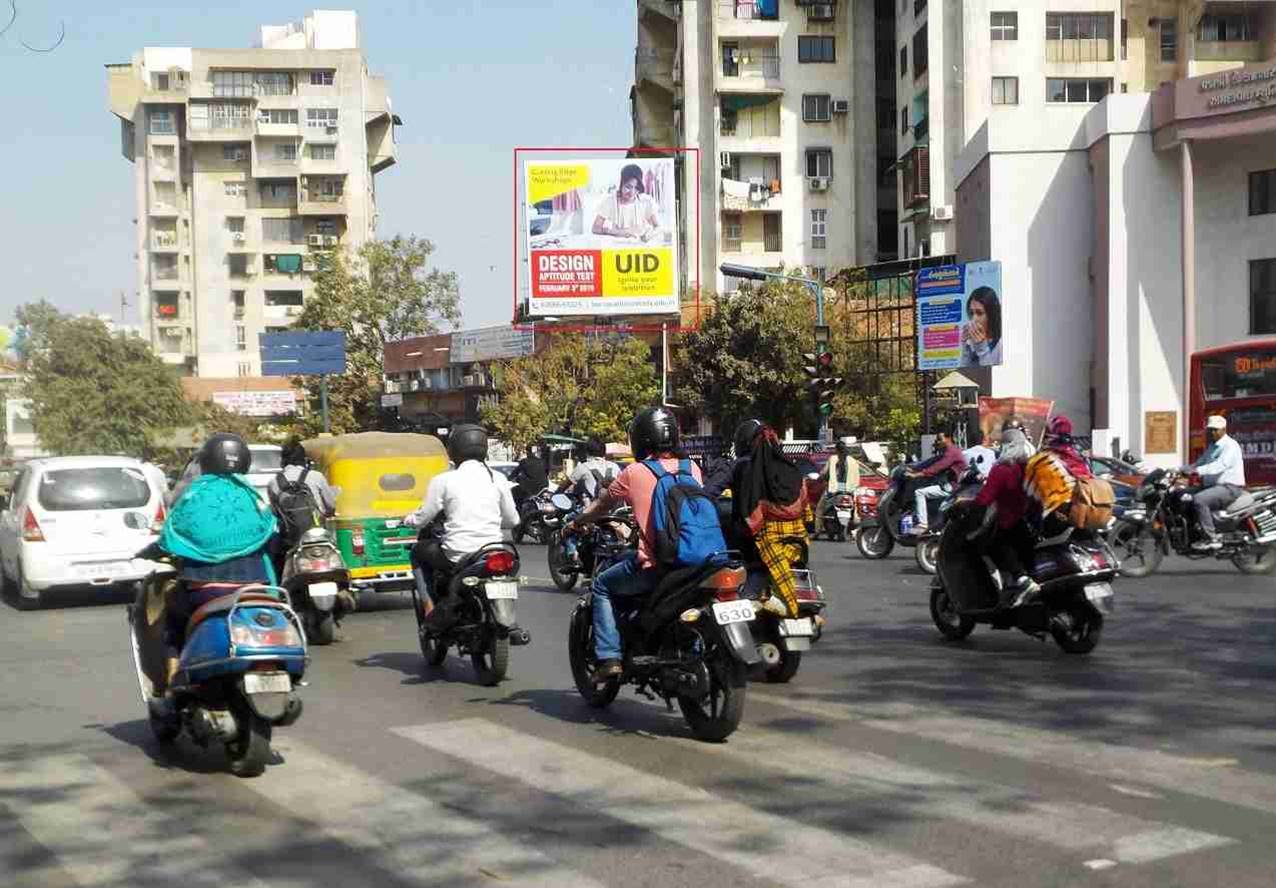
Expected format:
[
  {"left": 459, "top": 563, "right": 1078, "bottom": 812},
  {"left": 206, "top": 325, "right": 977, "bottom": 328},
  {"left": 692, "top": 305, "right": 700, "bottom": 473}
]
[
  {"left": 717, "top": 1, "right": 778, "bottom": 21},
  {"left": 723, "top": 51, "right": 780, "bottom": 79}
]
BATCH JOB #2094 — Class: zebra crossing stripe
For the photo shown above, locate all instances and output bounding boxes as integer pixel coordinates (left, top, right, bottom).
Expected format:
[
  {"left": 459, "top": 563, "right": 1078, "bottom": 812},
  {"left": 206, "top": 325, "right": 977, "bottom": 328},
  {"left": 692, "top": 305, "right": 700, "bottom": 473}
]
[
  {"left": 243, "top": 738, "right": 607, "bottom": 887},
  {"left": 393, "top": 718, "right": 970, "bottom": 888}
]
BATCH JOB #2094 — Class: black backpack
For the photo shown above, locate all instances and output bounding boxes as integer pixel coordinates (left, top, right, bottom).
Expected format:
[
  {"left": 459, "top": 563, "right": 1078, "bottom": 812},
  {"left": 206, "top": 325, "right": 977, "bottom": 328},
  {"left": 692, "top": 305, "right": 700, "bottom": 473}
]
[{"left": 275, "top": 467, "right": 320, "bottom": 546}]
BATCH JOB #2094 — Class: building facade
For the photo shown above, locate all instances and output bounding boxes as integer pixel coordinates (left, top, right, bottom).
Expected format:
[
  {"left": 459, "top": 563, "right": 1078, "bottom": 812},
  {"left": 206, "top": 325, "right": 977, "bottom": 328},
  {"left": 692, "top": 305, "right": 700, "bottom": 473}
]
[
  {"left": 633, "top": 0, "right": 885, "bottom": 295},
  {"left": 106, "top": 10, "right": 398, "bottom": 378}
]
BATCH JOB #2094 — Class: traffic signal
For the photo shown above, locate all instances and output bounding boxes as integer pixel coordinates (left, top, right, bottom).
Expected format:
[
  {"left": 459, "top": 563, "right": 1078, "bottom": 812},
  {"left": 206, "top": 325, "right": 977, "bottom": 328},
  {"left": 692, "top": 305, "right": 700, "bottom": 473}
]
[{"left": 804, "top": 350, "right": 841, "bottom": 417}]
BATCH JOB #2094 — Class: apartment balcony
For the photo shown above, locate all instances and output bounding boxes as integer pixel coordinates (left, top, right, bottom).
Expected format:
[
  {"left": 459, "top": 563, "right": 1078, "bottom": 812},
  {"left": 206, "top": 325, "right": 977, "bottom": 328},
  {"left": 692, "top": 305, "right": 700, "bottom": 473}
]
[
  {"left": 303, "top": 123, "right": 341, "bottom": 144},
  {"left": 299, "top": 190, "right": 348, "bottom": 216},
  {"left": 634, "top": 121, "right": 676, "bottom": 149},
  {"left": 155, "top": 329, "right": 195, "bottom": 362},
  {"left": 636, "top": 48, "right": 676, "bottom": 92},
  {"left": 300, "top": 153, "right": 344, "bottom": 176},
  {"left": 719, "top": 45, "right": 782, "bottom": 92},
  {"left": 252, "top": 154, "right": 300, "bottom": 180},
  {"left": 639, "top": 0, "right": 679, "bottom": 23},
  {"left": 720, "top": 178, "right": 783, "bottom": 211},
  {"left": 142, "top": 75, "right": 189, "bottom": 104},
  {"left": 1191, "top": 40, "right": 1264, "bottom": 64},
  {"left": 256, "top": 119, "right": 301, "bottom": 138},
  {"left": 720, "top": 247, "right": 785, "bottom": 268},
  {"left": 716, "top": 0, "right": 783, "bottom": 37},
  {"left": 151, "top": 230, "right": 181, "bottom": 252},
  {"left": 153, "top": 303, "right": 188, "bottom": 325},
  {"left": 186, "top": 119, "right": 255, "bottom": 142}
]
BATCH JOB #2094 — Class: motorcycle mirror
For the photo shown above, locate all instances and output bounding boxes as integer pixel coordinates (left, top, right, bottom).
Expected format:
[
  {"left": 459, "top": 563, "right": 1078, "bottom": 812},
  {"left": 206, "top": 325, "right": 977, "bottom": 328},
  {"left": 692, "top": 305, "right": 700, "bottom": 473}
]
[{"left": 550, "top": 493, "right": 574, "bottom": 510}]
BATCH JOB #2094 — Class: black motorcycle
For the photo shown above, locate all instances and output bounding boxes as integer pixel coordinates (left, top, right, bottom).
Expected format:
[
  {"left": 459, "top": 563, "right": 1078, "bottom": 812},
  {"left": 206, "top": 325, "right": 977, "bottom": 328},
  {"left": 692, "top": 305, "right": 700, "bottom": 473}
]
[
  {"left": 546, "top": 495, "right": 637, "bottom": 592},
  {"left": 929, "top": 509, "right": 1119, "bottom": 654},
  {"left": 409, "top": 532, "right": 528, "bottom": 686},
  {"left": 512, "top": 487, "right": 557, "bottom": 545},
  {"left": 857, "top": 465, "right": 976, "bottom": 573},
  {"left": 568, "top": 557, "right": 760, "bottom": 742},
  {"left": 1108, "top": 468, "right": 1276, "bottom": 577}
]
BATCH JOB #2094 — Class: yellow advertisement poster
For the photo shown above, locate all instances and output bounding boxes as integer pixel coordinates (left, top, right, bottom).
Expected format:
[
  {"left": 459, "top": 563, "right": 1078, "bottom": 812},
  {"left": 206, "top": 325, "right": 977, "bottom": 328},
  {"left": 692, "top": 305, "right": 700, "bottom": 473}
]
[{"left": 525, "top": 157, "right": 679, "bottom": 317}]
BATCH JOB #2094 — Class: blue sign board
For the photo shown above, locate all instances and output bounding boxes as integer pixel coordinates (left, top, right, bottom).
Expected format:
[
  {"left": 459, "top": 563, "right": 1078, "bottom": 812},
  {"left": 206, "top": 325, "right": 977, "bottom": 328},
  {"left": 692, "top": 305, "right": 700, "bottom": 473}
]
[
  {"left": 259, "top": 331, "right": 347, "bottom": 377},
  {"left": 915, "top": 261, "right": 1003, "bottom": 371}
]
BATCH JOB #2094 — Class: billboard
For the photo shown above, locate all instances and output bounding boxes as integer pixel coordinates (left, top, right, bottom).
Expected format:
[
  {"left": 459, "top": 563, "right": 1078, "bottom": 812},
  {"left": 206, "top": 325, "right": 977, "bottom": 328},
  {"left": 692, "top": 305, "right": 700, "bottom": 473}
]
[
  {"left": 212, "top": 390, "right": 298, "bottom": 417},
  {"left": 524, "top": 157, "right": 678, "bottom": 317},
  {"left": 978, "top": 396, "right": 1054, "bottom": 447},
  {"left": 916, "top": 261, "right": 1003, "bottom": 371},
  {"left": 451, "top": 325, "right": 535, "bottom": 364}
]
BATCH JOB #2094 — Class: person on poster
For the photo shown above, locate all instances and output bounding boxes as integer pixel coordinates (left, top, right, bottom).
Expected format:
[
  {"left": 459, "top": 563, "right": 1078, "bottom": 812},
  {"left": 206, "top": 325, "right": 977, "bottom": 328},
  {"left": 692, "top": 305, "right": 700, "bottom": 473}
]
[
  {"left": 961, "top": 287, "right": 1003, "bottom": 367},
  {"left": 592, "top": 164, "right": 661, "bottom": 242}
]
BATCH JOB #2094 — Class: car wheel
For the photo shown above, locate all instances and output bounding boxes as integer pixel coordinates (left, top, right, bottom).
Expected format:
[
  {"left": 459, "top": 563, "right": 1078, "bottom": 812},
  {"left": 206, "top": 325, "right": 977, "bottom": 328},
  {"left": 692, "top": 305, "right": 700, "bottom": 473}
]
[{"left": 13, "top": 563, "right": 41, "bottom": 611}]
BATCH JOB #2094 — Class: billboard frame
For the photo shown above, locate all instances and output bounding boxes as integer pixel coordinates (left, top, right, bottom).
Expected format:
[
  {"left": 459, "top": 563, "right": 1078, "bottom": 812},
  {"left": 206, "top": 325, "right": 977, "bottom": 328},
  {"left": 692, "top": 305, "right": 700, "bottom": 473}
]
[{"left": 512, "top": 146, "right": 702, "bottom": 334}]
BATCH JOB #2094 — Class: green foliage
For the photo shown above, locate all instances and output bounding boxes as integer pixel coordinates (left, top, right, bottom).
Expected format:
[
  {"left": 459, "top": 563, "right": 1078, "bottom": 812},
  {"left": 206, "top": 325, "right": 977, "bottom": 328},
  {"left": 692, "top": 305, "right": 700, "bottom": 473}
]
[
  {"left": 295, "top": 236, "right": 460, "bottom": 432},
  {"left": 20, "top": 307, "right": 197, "bottom": 456},
  {"left": 481, "top": 334, "right": 659, "bottom": 451},
  {"left": 673, "top": 280, "right": 816, "bottom": 436}
]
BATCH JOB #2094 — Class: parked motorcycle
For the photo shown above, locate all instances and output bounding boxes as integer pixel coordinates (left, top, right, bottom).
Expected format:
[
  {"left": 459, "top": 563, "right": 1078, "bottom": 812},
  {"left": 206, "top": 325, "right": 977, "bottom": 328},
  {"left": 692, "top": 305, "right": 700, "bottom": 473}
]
[
  {"left": 512, "top": 487, "right": 558, "bottom": 545},
  {"left": 741, "top": 546, "right": 827, "bottom": 683},
  {"left": 546, "top": 495, "right": 637, "bottom": 592},
  {"left": 568, "top": 558, "right": 760, "bottom": 741},
  {"left": 929, "top": 510, "right": 1118, "bottom": 654},
  {"left": 1108, "top": 468, "right": 1276, "bottom": 577},
  {"left": 409, "top": 532, "right": 528, "bottom": 686},
  {"left": 128, "top": 553, "right": 306, "bottom": 777},
  {"left": 279, "top": 526, "right": 351, "bottom": 645}
]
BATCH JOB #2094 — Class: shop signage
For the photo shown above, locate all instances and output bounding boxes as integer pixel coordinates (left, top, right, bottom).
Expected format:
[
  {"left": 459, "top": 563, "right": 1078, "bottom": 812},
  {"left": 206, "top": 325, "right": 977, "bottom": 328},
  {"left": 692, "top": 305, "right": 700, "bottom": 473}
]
[
  {"left": 211, "top": 390, "right": 297, "bottom": 417},
  {"left": 450, "top": 325, "right": 535, "bottom": 364},
  {"left": 1198, "top": 65, "right": 1276, "bottom": 110}
]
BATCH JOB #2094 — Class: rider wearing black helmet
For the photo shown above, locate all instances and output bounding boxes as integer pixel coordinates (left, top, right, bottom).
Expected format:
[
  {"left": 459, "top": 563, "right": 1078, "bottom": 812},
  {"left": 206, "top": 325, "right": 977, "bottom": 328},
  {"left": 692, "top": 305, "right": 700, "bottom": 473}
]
[
  {"left": 404, "top": 424, "right": 520, "bottom": 631},
  {"left": 565, "top": 406, "right": 699, "bottom": 680}
]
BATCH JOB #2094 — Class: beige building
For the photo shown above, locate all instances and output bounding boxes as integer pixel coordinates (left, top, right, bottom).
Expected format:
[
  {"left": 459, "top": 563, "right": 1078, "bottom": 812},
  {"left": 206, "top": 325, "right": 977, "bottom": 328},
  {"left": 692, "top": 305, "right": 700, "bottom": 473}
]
[
  {"left": 106, "top": 10, "right": 398, "bottom": 378},
  {"left": 633, "top": 0, "right": 885, "bottom": 295}
]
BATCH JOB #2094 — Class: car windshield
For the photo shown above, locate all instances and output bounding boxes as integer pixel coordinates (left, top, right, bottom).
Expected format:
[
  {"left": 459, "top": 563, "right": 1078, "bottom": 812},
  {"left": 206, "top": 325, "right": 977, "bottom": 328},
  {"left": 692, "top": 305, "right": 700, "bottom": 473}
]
[
  {"left": 37, "top": 467, "right": 151, "bottom": 511},
  {"left": 250, "top": 449, "right": 283, "bottom": 472}
]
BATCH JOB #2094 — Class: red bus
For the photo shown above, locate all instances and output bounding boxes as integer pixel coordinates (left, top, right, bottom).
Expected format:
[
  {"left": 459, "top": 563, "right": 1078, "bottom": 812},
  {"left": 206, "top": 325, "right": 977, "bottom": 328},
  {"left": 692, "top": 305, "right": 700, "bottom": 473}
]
[{"left": 1190, "top": 339, "right": 1276, "bottom": 485}]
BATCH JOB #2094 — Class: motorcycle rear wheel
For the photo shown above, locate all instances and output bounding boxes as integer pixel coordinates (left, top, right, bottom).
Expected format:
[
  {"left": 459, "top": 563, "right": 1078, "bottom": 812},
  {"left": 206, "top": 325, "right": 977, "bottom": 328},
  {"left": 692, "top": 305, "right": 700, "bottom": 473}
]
[
  {"left": 471, "top": 637, "right": 510, "bottom": 687},
  {"left": 309, "top": 611, "right": 336, "bottom": 645},
  {"left": 1111, "top": 521, "right": 1164, "bottom": 579},
  {"left": 1050, "top": 604, "right": 1103, "bottom": 654},
  {"left": 227, "top": 709, "right": 273, "bottom": 778},
  {"left": 915, "top": 538, "right": 939, "bottom": 575},
  {"left": 568, "top": 604, "right": 620, "bottom": 708},
  {"left": 419, "top": 629, "right": 448, "bottom": 666},
  {"left": 855, "top": 525, "right": 894, "bottom": 560},
  {"left": 929, "top": 586, "right": 976, "bottom": 640},
  {"left": 547, "top": 533, "right": 580, "bottom": 592},
  {"left": 763, "top": 651, "right": 802, "bottom": 684},
  {"left": 1232, "top": 544, "right": 1276, "bottom": 575},
  {"left": 679, "top": 650, "right": 747, "bottom": 742}
]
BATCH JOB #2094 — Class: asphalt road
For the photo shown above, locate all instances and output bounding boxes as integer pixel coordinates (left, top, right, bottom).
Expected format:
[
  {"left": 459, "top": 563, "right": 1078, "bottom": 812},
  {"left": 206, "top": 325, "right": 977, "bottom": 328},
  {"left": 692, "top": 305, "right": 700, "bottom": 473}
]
[{"left": 1, "top": 540, "right": 1274, "bottom": 888}]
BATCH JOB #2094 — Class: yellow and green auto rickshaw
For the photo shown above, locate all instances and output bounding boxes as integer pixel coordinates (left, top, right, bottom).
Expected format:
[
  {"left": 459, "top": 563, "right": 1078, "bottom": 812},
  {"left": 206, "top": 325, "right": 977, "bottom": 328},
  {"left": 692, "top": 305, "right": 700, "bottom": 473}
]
[{"left": 302, "top": 432, "right": 449, "bottom": 594}]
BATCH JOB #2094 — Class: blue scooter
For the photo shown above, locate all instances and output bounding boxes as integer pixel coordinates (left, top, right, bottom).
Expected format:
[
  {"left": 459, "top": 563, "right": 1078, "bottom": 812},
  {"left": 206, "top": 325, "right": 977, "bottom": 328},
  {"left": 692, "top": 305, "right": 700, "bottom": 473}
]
[{"left": 129, "top": 557, "right": 307, "bottom": 778}]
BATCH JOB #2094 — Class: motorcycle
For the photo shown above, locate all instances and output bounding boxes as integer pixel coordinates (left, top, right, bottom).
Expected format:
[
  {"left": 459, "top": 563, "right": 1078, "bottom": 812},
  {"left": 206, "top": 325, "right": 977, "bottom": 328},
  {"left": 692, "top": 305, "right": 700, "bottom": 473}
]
[
  {"left": 740, "top": 544, "right": 827, "bottom": 683},
  {"left": 1108, "top": 468, "right": 1276, "bottom": 577},
  {"left": 568, "top": 557, "right": 760, "bottom": 742},
  {"left": 409, "top": 531, "right": 528, "bottom": 686},
  {"left": 128, "top": 553, "right": 306, "bottom": 777},
  {"left": 512, "top": 487, "right": 558, "bottom": 545},
  {"left": 856, "top": 466, "right": 961, "bottom": 569},
  {"left": 928, "top": 510, "right": 1119, "bottom": 654},
  {"left": 814, "top": 492, "right": 855, "bottom": 542},
  {"left": 279, "top": 526, "right": 351, "bottom": 645},
  {"left": 914, "top": 466, "right": 986, "bottom": 576},
  {"left": 546, "top": 495, "right": 637, "bottom": 592}
]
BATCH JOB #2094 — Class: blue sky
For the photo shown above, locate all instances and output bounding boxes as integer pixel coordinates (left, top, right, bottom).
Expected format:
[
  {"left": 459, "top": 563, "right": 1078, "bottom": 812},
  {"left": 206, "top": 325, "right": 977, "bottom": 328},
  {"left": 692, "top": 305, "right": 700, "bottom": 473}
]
[{"left": 0, "top": 1, "right": 632, "bottom": 329}]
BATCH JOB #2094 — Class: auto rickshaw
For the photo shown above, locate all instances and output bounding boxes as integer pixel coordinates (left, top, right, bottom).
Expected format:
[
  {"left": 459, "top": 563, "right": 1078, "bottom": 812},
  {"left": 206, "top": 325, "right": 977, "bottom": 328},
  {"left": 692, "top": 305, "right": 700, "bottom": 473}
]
[{"left": 302, "top": 432, "right": 449, "bottom": 594}]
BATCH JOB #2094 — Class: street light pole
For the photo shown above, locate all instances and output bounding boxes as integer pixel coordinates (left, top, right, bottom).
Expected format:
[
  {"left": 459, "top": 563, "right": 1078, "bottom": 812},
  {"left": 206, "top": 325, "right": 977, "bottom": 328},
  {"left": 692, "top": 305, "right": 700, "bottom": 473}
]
[{"left": 721, "top": 263, "right": 830, "bottom": 442}]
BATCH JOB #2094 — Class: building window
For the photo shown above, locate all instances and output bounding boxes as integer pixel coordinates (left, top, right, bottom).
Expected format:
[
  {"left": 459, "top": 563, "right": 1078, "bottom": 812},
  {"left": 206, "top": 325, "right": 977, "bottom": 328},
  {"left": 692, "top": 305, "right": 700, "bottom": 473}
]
[
  {"left": 810, "top": 266, "right": 827, "bottom": 282},
  {"left": 306, "top": 108, "right": 339, "bottom": 128},
  {"left": 313, "top": 178, "right": 344, "bottom": 199},
  {"left": 236, "top": 326, "right": 247, "bottom": 351},
  {"left": 237, "top": 362, "right": 252, "bottom": 377},
  {"left": 912, "top": 28, "right": 928, "bottom": 77},
  {"left": 259, "top": 182, "right": 298, "bottom": 201},
  {"left": 308, "top": 143, "right": 337, "bottom": 160},
  {"left": 154, "top": 292, "right": 180, "bottom": 318},
  {"left": 231, "top": 290, "right": 245, "bottom": 319},
  {"left": 899, "top": 45, "right": 907, "bottom": 78},
  {"left": 1198, "top": 13, "right": 1253, "bottom": 42},
  {"left": 226, "top": 216, "right": 245, "bottom": 234},
  {"left": 264, "top": 254, "right": 304, "bottom": 274},
  {"left": 1121, "top": 18, "right": 1128, "bottom": 60},
  {"left": 258, "top": 108, "right": 299, "bottom": 125},
  {"left": 151, "top": 72, "right": 170, "bottom": 91},
  {"left": 1046, "top": 13, "right": 1114, "bottom": 62},
  {"left": 763, "top": 214, "right": 782, "bottom": 252},
  {"left": 256, "top": 72, "right": 294, "bottom": 96},
  {"left": 722, "top": 42, "right": 740, "bottom": 77},
  {"left": 901, "top": 106, "right": 909, "bottom": 134},
  {"left": 1160, "top": 19, "right": 1177, "bottom": 62},
  {"left": 802, "top": 94, "right": 832, "bottom": 122},
  {"left": 154, "top": 181, "right": 177, "bottom": 208},
  {"left": 211, "top": 70, "right": 254, "bottom": 97},
  {"left": 221, "top": 144, "right": 249, "bottom": 161},
  {"left": 1046, "top": 78, "right": 1113, "bottom": 104},
  {"left": 1250, "top": 259, "right": 1276, "bottom": 334},
  {"left": 274, "top": 142, "right": 298, "bottom": 161},
  {"left": 990, "top": 11, "right": 1017, "bottom": 40},
  {"left": 992, "top": 76, "right": 1019, "bottom": 105},
  {"left": 148, "top": 110, "right": 175, "bottom": 135},
  {"left": 265, "top": 290, "right": 304, "bottom": 307},
  {"left": 315, "top": 218, "right": 339, "bottom": 235},
  {"left": 310, "top": 70, "right": 335, "bottom": 86},
  {"left": 262, "top": 217, "right": 304, "bottom": 243},
  {"left": 228, "top": 254, "right": 250, "bottom": 277},
  {"left": 1251, "top": 169, "right": 1276, "bottom": 216},
  {"left": 189, "top": 102, "right": 251, "bottom": 131},
  {"left": 810, "top": 209, "right": 827, "bottom": 250},
  {"left": 805, "top": 148, "right": 833, "bottom": 179},
  {"left": 723, "top": 212, "right": 742, "bottom": 244},
  {"left": 224, "top": 181, "right": 246, "bottom": 197},
  {"left": 798, "top": 35, "right": 835, "bottom": 63}
]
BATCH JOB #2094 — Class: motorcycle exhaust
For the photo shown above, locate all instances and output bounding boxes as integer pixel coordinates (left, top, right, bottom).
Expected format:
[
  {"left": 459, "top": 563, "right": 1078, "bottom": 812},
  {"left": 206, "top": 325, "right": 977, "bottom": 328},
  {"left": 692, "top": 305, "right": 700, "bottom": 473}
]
[
  {"left": 187, "top": 707, "right": 238, "bottom": 746},
  {"left": 756, "top": 642, "right": 782, "bottom": 666}
]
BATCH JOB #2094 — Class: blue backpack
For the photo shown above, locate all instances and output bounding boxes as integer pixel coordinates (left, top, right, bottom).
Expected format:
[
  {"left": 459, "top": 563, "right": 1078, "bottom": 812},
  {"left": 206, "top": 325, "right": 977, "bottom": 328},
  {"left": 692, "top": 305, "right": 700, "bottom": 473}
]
[{"left": 643, "top": 458, "right": 728, "bottom": 569}]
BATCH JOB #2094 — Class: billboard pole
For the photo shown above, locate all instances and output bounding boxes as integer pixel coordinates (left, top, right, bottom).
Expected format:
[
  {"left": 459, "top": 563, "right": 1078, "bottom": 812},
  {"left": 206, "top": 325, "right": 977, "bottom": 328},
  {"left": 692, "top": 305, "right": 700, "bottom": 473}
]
[{"left": 320, "top": 375, "right": 331, "bottom": 433}]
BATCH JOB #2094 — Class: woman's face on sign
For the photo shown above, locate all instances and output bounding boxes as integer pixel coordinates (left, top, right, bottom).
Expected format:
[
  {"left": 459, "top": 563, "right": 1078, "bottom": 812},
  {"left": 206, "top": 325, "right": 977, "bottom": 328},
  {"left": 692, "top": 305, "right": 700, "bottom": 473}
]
[
  {"left": 968, "top": 300, "right": 988, "bottom": 341},
  {"left": 620, "top": 178, "right": 640, "bottom": 203}
]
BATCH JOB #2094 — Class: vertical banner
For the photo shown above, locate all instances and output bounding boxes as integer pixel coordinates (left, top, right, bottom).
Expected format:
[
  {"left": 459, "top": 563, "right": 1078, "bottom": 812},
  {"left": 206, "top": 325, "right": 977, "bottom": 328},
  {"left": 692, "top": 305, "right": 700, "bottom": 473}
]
[
  {"left": 524, "top": 158, "right": 678, "bottom": 316},
  {"left": 917, "top": 261, "right": 1004, "bottom": 370}
]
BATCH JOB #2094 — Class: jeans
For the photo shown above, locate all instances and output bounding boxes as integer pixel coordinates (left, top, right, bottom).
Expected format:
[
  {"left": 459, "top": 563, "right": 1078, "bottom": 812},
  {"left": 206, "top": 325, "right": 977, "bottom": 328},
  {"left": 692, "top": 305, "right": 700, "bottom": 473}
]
[
  {"left": 590, "top": 551, "right": 659, "bottom": 661},
  {"left": 1194, "top": 484, "right": 1243, "bottom": 537},
  {"left": 914, "top": 484, "right": 949, "bottom": 528}
]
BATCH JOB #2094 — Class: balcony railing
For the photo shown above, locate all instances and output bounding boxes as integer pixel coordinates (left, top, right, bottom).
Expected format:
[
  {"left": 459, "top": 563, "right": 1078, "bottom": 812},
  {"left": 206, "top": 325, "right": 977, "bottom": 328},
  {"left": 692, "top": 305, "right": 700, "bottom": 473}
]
[
  {"left": 723, "top": 51, "right": 780, "bottom": 79},
  {"left": 152, "top": 231, "right": 179, "bottom": 249},
  {"left": 718, "top": 1, "right": 778, "bottom": 21}
]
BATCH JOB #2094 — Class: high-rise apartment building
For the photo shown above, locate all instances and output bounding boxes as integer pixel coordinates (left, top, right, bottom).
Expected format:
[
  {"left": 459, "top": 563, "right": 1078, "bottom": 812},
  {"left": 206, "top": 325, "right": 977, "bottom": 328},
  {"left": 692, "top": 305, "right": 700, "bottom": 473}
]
[
  {"left": 106, "top": 10, "right": 398, "bottom": 377},
  {"left": 633, "top": 0, "right": 885, "bottom": 296},
  {"left": 896, "top": 0, "right": 1275, "bottom": 260}
]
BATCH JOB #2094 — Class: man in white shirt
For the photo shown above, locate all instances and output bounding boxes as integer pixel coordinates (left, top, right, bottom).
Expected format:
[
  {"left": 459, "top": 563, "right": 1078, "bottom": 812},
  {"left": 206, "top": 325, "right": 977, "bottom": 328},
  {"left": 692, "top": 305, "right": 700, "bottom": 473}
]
[
  {"left": 404, "top": 425, "right": 519, "bottom": 629},
  {"left": 963, "top": 432, "right": 996, "bottom": 480},
  {"left": 1184, "top": 414, "right": 1246, "bottom": 550}
]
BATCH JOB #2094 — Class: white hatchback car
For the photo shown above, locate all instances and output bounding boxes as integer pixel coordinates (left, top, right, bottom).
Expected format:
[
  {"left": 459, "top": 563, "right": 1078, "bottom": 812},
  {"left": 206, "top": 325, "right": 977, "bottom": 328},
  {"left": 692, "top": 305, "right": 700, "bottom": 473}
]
[{"left": 0, "top": 456, "right": 166, "bottom": 609}]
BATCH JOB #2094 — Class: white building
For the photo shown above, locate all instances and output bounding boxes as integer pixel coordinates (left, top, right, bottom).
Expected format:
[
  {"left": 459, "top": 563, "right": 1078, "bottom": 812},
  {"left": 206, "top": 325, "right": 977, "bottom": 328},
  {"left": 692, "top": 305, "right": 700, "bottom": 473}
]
[
  {"left": 955, "top": 59, "right": 1276, "bottom": 463},
  {"left": 106, "top": 10, "right": 398, "bottom": 378},
  {"left": 633, "top": 0, "right": 885, "bottom": 294}
]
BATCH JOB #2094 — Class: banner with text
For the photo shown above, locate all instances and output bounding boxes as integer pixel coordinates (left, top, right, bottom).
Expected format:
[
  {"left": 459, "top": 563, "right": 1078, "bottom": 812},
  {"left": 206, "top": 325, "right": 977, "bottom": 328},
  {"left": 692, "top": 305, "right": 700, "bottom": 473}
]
[
  {"left": 916, "top": 260, "right": 1004, "bottom": 371},
  {"left": 524, "top": 157, "right": 678, "bottom": 316}
]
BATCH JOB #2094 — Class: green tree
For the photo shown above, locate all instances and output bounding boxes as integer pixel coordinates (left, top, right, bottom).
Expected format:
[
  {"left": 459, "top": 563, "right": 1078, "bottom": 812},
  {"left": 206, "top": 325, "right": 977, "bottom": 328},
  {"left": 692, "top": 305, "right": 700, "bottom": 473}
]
[
  {"left": 21, "top": 308, "right": 197, "bottom": 456},
  {"left": 673, "top": 280, "right": 816, "bottom": 436},
  {"left": 481, "top": 334, "right": 659, "bottom": 451},
  {"left": 295, "top": 236, "right": 460, "bottom": 432}
]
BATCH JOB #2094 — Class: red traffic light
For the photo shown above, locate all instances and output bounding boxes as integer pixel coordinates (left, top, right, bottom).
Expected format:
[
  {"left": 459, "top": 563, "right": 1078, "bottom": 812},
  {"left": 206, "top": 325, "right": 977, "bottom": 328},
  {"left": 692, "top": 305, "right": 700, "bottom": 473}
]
[{"left": 816, "top": 351, "right": 833, "bottom": 370}]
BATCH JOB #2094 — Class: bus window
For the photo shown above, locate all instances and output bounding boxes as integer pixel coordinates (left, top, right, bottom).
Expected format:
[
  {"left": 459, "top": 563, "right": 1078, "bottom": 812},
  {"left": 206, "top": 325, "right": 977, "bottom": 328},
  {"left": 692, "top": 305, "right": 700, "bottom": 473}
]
[{"left": 1201, "top": 351, "right": 1276, "bottom": 400}]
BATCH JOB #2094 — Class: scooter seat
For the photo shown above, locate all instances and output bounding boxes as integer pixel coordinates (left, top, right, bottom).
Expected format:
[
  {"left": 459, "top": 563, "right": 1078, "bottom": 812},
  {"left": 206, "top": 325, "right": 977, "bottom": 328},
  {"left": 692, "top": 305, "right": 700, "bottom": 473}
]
[{"left": 187, "top": 588, "right": 288, "bottom": 636}]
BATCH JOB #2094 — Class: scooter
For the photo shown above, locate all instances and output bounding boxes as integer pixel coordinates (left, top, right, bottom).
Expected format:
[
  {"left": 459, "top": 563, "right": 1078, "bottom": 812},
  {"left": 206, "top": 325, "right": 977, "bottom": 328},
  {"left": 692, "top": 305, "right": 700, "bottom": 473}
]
[
  {"left": 815, "top": 493, "right": 855, "bottom": 542},
  {"left": 128, "top": 557, "right": 306, "bottom": 777},
  {"left": 280, "top": 526, "right": 352, "bottom": 645},
  {"left": 914, "top": 466, "right": 986, "bottom": 576},
  {"left": 741, "top": 553, "right": 827, "bottom": 683}
]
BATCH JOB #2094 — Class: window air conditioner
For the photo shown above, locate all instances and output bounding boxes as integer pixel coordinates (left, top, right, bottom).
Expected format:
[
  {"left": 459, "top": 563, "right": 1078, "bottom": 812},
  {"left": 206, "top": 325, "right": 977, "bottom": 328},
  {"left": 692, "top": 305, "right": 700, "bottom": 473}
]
[
  {"left": 232, "top": 232, "right": 246, "bottom": 243},
  {"left": 308, "top": 234, "right": 324, "bottom": 246},
  {"left": 302, "top": 258, "right": 317, "bottom": 272},
  {"left": 831, "top": 99, "right": 850, "bottom": 114},
  {"left": 807, "top": 176, "right": 829, "bottom": 191},
  {"left": 323, "top": 235, "right": 338, "bottom": 246},
  {"left": 932, "top": 205, "right": 954, "bottom": 221}
]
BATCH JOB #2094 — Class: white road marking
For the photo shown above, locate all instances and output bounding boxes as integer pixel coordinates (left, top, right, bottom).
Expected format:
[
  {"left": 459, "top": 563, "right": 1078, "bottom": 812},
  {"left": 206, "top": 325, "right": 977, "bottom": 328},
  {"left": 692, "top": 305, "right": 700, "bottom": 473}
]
[
  {"left": 394, "top": 718, "right": 969, "bottom": 888},
  {"left": 1083, "top": 859, "right": 1117, "bottom": 871}
]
